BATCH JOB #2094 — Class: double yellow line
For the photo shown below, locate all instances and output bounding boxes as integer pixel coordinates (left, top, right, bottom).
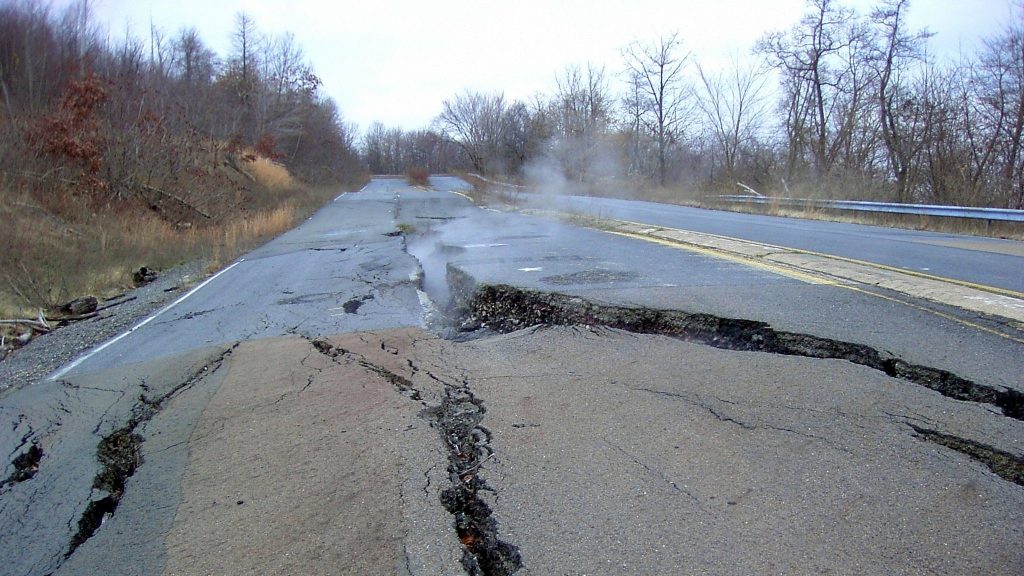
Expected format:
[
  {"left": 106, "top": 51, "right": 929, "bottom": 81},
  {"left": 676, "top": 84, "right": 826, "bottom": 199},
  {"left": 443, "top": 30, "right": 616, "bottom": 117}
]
[
  {"left": 604, "top": 221, "right": 1024, "bottom": 344},
  {"left": 607, "top": 230, "right": 835, "bottom": 286}
]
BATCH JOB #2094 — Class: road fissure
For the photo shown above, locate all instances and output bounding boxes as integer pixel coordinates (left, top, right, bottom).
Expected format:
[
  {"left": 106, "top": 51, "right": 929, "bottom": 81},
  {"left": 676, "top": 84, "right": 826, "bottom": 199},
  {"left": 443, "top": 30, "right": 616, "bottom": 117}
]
[
  {"left": 910, "top": 426, "right": 1024, "bottom": 486},
  {"left": 308, "top": 336, "right": 521, "bottom": 575},
  {"left": 432, "top": 383, "right": 522, "bottom": 576},
  {"left": 457, "top": 280, "right": 1024, "bottom": 423},
  {"left": 62, "top": 344, "right": 237, "bottom": 561}
]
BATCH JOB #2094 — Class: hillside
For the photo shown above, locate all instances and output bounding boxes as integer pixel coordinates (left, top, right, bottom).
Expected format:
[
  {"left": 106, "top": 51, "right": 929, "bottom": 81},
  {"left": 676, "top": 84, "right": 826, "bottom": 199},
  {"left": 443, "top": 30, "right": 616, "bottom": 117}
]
[{"left": 0, "top": 3, "right": 364, "bottom": 353}]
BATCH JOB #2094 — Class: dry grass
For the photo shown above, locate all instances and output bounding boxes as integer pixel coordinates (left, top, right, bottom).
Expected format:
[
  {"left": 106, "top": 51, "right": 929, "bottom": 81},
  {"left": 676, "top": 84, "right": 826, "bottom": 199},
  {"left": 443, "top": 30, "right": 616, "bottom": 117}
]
[
  {"left": 246, "top": 157, "right": 298, "bottom": 191},
  {"left": 701, "top": 199, "right": 1024, "bottom": 240},
  {"left": 457, "top": 172, "right": 1022, "bottom": 240},
  {"left": 454, "top": 171, "right": 529, "bottom": 206},
  {"left": 581, "top": 181, "right": 1023, "bottom": 239},
  {"left": 0, "top": 167, "right": 342, "bottom": 318}
]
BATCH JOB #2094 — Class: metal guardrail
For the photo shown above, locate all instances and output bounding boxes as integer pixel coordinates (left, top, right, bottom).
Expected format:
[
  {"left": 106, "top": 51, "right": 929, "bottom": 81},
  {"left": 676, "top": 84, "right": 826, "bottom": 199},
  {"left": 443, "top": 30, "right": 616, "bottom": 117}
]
[{"left": 717, "top": 195, "right": 1024, "bottom": 222}]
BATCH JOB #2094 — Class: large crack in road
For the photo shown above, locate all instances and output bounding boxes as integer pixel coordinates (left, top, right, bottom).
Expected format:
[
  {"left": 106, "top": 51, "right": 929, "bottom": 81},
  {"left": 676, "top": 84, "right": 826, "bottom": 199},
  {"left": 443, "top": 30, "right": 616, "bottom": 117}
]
[
  {"left": 441, "top": 270, "right": 1024, "bottom": 488},
  {"left": 432, "top": 384, "right": 522, "bottom": 575},
  {"left": 395, "top": 194, "right": 1024, "bottom": 572},
  {"left": 61, "top": 344, "right": 239, "bottom": 562},
  {"left": 5, "top": 185, "right": 1019, "bottom": 575},
  {"left": 452, "top": 272, "right": 1023, "bottom": 421},
  {"left": 308, "top": 336, "right": 522, "bottom": 575}
]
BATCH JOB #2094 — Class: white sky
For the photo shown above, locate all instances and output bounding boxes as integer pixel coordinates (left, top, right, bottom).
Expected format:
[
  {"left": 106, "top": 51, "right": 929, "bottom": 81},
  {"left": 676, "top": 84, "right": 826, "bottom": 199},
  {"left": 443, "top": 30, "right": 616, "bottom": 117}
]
[{"left": 70, "top": 0, "right": 1017, "bottom": 132}]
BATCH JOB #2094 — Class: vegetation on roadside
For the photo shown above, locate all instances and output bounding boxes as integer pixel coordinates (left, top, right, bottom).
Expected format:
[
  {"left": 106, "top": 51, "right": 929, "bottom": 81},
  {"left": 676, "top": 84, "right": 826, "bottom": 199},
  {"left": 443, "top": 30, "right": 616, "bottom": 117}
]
[{"left": 0, "top": 2, "right": 365, "bottom": 319}]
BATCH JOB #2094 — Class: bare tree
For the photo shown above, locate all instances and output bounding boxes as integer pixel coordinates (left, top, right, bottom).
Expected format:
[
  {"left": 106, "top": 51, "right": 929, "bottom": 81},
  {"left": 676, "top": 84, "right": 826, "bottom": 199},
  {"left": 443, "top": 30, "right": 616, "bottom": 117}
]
[
  {"left": 228, "top": 12, "right": 260, "bottom": 108},
  {"left": 622, "top": 33, "right": 691, "bottom": 186},
  {"left": 973, "top": 10, "right": 1024, "bottom": 208},
  {"left": 171, "top": 27, "right": 218, "bottom": 88},
  {"left": 694, "top": 57, "right": 772, "bottom": 182},
  {"left": 551, "top": 64, "right": 612, "bottom": 182},
  {"left": 437, "top": 90, "right": 509, "bottom": 174},
  {"left": 501, "top": 100, "right": 534, "bottom": 174},
  {"left": 619, "top": 70, "right": 652, "bottom": 178},
  {"left": 757, "top": 0, "right": 869, "bottom": 180},
  {"left": 870, "top": 0, "right": 932, "bottom": 202},
  {"left": 254, "top": 31, "right": 319, "bottom": 147}
]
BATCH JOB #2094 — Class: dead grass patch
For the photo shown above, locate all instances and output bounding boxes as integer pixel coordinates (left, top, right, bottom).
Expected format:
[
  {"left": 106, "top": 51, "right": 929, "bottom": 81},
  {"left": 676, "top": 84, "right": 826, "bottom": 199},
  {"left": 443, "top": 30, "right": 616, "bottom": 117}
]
[
  {"left": 562, "top": 181, "right": 1024, "bottom": 241},
  {"left": 245, "top": 157, "right": 298, "bottom": 191},
  {"left": 0, "top": 169, "right": 343, "bottom": 319}
]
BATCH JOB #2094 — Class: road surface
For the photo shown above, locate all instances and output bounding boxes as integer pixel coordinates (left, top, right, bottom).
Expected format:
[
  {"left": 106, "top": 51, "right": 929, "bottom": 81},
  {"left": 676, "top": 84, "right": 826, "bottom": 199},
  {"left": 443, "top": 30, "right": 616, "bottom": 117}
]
[
  {"left": 523, "top": 193, "right": 1024, "bottom": 292},
  {"left": 1, "top": 176, "right": 1022, "bottom": 575}
]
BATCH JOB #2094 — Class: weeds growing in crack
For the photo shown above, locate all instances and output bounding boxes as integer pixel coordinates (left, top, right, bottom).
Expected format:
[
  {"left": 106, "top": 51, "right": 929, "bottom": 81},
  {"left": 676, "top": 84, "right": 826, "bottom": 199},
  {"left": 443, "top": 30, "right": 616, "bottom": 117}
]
[{"left": 464, "top": 283, "right": 1024, "bottom": 422}]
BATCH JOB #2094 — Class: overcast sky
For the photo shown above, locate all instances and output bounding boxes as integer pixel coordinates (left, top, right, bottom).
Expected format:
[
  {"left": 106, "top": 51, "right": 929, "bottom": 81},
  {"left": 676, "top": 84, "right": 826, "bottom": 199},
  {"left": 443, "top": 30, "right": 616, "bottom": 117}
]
[{"left": 69, "top": 0, "right": 1018, "bottom": 132}]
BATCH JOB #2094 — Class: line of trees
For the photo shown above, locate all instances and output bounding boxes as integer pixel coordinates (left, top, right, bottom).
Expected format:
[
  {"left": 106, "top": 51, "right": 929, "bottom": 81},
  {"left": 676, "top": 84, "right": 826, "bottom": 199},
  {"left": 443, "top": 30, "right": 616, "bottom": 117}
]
[
  {"left": 361, "top": 0, "right": 1023, "bottom": 209},
  {"left": 0, "top": 0, "right": 361, "bottom": 220}
]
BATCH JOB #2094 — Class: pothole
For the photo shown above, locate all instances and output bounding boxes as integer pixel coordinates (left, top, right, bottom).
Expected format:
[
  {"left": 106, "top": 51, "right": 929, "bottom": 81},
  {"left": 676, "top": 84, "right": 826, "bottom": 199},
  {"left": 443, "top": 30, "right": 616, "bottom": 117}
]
[
  {"left": 67, "top": 427, "right": 142, "bottom": 557},
  {"left": 342, "top": 294, "right": 374, "bottom": 314},
  {"left": 2, "top": 443, "right": 43, "bottom": 487},
  {"left": 541, "top": 269, "right": 640, "bottom": 285}
]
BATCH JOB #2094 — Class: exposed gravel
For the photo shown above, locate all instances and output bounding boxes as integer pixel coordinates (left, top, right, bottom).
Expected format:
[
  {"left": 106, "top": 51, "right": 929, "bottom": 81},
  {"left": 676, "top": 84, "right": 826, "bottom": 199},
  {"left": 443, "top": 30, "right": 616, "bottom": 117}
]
[{"left": 0, "top": 260, "right": 210, "bottom": 397}]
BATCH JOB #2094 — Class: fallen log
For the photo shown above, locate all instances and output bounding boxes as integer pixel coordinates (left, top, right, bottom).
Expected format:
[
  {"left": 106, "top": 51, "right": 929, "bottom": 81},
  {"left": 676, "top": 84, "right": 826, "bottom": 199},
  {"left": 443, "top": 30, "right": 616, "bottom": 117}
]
[
  {"left": 0, "top": 319, "right": 50, "bottom": 331},
  {"left": 138, "top": 184, "right": 212, "bottom": 220}
]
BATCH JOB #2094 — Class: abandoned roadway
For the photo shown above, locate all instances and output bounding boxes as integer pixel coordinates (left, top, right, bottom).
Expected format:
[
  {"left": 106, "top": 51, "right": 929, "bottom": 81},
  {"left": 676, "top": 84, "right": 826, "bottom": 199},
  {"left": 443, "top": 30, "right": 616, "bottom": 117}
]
[
  {"left": 525, "top": 193, "right": 1024, "bottom": 293},
  {"left": 1, "top": 177, "right": 1022, "bottom": 575}
]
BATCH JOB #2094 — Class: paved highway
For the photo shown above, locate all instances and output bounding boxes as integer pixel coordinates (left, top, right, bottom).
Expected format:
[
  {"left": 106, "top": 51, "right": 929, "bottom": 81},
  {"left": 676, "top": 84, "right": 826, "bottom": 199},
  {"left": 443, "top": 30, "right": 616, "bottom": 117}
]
[
  {"left": 525, "top": 193, "right": 1024, "bottom": 292},
  {"left": 1, "top": 176, "right": 1021, "bottom": 575}
]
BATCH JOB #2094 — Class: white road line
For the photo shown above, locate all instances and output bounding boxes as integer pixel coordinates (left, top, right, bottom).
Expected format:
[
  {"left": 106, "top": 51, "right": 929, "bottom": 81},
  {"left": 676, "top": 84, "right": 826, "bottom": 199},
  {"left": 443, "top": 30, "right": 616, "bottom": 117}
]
[
  {"left": 334, "top": 192, "right": 348, "bottom": 202},
  {"left": 518, "top": 267, "right": 543, "bottom": 272},
  {"left": 49, "top": 259, "right": 245, "bottom": 380}
]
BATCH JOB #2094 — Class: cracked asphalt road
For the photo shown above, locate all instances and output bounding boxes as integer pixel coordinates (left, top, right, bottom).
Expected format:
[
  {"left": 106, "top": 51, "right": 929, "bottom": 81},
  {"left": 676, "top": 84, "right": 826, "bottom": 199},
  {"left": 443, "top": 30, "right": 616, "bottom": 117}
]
[{"left": 1, "top": 176, "right": 1022, "bottom": 575}]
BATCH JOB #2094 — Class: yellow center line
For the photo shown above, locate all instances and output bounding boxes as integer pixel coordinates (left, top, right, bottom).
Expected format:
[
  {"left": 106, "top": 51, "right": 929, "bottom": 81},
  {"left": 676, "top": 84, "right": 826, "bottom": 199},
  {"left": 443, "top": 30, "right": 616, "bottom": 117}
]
[
  {"left": 614, "top": 218, "right": 1024, "bottom": 300},
  {"left": 606, "top": 230, "right": 836, "bottom": 286},
  {"left": 603, "top": 224, "right": 1024, "bottom": 345},
  {"left": 841, "top": 285, "right": 1024, "bottom": 345}
]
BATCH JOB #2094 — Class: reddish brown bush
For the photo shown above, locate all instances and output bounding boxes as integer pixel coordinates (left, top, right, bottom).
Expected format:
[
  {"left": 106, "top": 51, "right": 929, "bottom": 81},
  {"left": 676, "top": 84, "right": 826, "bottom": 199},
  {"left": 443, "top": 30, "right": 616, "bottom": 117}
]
[
  {"left": 405, "top": 166, "right": 430, "bottom": 187},
  {"left": 30, "top": 73, "right": 109, "bottom": 192},
  {"left": 254, "top": 134, "right": 282, "bottom": 160}
]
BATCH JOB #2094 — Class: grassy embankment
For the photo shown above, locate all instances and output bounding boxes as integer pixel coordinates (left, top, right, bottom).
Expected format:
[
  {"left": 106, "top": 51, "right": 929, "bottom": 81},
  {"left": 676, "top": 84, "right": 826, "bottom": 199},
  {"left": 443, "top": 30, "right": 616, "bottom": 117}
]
[{"left": 0, "top": 157, "right": 363, "bottom": 320}]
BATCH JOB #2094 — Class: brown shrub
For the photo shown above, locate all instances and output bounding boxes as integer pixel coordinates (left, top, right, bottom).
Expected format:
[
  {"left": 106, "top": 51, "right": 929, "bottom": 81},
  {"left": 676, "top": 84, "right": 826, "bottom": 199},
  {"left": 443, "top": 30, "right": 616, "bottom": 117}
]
[{"left": 405, "top": 167, "right": 430, "bottom": 187}]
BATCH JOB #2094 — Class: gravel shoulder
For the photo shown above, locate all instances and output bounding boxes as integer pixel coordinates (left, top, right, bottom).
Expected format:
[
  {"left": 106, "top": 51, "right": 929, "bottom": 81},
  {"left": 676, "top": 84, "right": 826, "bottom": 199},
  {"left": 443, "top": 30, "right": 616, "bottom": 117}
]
[{"left": 0, "top": 260, "right": 211, "bottom": 397}]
